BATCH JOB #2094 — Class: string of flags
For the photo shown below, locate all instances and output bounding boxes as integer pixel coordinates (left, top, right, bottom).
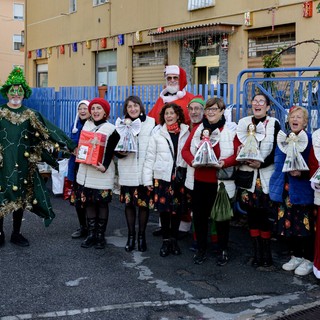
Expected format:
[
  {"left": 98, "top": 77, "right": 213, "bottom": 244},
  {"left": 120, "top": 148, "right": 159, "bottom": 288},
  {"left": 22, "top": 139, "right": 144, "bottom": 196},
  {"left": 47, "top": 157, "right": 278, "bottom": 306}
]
[{"left": 28, "top": 34, "right": 128, "bottom": 59}]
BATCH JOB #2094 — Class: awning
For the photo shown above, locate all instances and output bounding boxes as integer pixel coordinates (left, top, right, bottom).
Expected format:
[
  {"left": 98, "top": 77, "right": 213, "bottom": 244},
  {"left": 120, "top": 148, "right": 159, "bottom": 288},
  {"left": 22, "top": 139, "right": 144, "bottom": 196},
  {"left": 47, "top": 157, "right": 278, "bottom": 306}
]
[{"left": 148, "top": 22, "right": 240, "bottom": 41}]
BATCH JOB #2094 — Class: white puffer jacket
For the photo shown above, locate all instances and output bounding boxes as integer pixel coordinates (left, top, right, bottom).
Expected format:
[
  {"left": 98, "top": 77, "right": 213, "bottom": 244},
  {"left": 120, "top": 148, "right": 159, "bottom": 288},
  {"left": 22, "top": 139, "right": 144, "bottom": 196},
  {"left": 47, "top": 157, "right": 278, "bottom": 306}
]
[
  {"left": 143, "top": 123, "right": 189, "bottom": 186},
  {"left": 237, "top": 116, "right": 278, "bottom": 194},
  {"left": 117, "top": 116, "right": 155, "bottom": 186},
  {"left": 76, "top": 120, "right": 116, "bottom": 190}
]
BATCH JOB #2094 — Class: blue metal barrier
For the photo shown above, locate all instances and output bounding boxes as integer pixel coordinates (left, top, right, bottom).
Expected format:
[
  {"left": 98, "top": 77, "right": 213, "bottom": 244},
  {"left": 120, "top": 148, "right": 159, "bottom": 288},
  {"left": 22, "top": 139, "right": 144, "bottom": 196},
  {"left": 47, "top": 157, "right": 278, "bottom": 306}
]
[{"left": 235, "top": 67, "right": 320, "bottom": 132}]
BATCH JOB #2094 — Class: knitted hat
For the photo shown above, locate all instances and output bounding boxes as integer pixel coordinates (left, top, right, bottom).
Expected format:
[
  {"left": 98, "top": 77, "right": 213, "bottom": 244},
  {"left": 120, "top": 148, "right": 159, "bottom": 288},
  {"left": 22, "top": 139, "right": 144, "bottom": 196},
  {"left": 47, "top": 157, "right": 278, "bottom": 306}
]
[
  {"left": 0, "top": 67, "right": 32, "bottom": 99},
  {"left": 88, "top": 98, "right": 110, "bottom": 117},
  {"left": 188, "top": 97, "right": 205, "bottom": 108},
  {"left": 72, "top": 100, "right": 90, "bottom": 134},
  {"left": 165, "top": 65, "right": 187, "bottom": 98}
]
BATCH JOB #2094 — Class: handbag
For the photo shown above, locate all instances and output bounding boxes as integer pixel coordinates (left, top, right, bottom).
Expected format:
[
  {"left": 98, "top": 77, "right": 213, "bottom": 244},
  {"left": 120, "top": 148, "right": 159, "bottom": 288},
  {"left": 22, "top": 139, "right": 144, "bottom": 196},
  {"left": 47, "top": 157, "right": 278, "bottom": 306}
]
[
  {"left": 211, "top": 182, "right": 233, "bottom": 222},
  {"left": 234, "top": 169, "right": 254, "bottom": 189},
  {"left": 217, "top": 166, "right": 236, "bottom": 180},
  {"left": 175, "top": 166, "right": 187, "bottom": 184}
]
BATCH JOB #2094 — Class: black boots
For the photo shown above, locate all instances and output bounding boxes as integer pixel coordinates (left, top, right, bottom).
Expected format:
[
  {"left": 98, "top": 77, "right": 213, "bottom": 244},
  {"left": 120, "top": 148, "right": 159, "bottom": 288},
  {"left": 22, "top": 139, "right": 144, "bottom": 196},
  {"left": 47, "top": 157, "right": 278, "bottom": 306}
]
[
  {"left": 138, "top": 233, "right": 147, "bottom": 252},
  {"left": 125, "top": 232, "right": 147, "bottom": 252},
  {"left": 81, "top": 218, "right": 96, "bottom": 248},
  {"left": 125, "top": 233, "right": 135, "bottom": 252},
  {"left": 10, "top": 233, "right": 29, "bottom": 247},
  {"left": 160, "top": 239, "right": 171, "bottom": 257},
  {"left": 95, "top": 219, "right": 107, "bottom": 249},
  {"left": 171, "top": 238, "right": 181, "bottom": 255}
]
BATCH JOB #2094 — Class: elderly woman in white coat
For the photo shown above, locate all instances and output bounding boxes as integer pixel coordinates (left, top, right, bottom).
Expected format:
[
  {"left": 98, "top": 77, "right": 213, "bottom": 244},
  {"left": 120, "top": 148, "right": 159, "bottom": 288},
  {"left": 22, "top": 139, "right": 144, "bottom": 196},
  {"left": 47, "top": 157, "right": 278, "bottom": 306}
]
[
  {"left": 143, "top": 103, "right": 189, "bottom": 257},
  {"left": 76, "top": 98, "right": 120, "bottom": 250},
  {"left": 116, "top": 96, "right": 155, "bottom": 252}
]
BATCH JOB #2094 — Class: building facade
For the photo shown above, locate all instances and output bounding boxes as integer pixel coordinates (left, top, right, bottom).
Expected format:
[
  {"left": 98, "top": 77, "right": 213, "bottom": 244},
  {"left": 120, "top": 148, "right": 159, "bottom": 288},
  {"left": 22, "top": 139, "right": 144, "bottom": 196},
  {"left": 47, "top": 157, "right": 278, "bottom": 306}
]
[
  {"left": 24, "top": 0, "right": 320, "bottom": 90},
  {"left": 0, "top": 0, "right": 25, "bottom": 84}
]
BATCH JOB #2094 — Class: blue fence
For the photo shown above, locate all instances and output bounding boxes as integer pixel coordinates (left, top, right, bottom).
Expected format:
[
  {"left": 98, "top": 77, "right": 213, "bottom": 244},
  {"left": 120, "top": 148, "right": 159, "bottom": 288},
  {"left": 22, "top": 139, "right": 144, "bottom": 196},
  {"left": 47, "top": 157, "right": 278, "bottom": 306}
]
[
  {"left": 0, "top": 83, "right": 233, "bottom": 135},
  {"left": 235, "top": 67, "right": 320, "bottom": 132}
]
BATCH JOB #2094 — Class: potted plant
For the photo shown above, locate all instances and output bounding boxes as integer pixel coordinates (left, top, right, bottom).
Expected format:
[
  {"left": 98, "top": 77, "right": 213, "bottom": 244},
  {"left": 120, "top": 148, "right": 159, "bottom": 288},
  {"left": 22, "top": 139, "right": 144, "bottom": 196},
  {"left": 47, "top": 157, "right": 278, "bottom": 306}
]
[{"left": 98, "top": 84, "right": 108, "bottom": 98}]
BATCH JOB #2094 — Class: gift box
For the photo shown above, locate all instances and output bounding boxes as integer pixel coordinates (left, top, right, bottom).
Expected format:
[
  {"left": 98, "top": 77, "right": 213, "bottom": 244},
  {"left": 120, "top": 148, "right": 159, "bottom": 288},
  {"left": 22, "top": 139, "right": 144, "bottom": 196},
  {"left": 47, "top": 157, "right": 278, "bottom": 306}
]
[{"left": 76, "top": 131, "right": 107, "bottom": 165}]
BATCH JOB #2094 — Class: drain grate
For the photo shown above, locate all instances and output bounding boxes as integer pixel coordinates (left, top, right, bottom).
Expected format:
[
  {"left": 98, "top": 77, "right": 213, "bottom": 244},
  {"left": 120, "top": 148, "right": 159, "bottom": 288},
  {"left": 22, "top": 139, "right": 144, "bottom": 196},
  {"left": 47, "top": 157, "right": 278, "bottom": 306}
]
[{"left": 276, "top": 305, "right": 320, "bottom": 319}]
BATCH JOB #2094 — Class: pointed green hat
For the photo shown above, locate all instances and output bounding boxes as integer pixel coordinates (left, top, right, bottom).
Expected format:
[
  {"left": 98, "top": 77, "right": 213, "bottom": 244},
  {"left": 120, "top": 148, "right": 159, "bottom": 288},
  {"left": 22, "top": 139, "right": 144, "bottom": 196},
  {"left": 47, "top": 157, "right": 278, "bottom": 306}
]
[{"left": 0, "top": 67, "right": 32, "bottom": 99}]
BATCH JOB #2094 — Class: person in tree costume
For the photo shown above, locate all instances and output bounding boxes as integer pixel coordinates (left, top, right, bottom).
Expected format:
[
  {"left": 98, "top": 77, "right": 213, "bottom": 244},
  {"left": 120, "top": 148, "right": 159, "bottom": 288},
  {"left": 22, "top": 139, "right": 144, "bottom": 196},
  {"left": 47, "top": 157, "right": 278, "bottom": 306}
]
[{"left": 0, "top": 67, "right": 77, "bottom": 247}]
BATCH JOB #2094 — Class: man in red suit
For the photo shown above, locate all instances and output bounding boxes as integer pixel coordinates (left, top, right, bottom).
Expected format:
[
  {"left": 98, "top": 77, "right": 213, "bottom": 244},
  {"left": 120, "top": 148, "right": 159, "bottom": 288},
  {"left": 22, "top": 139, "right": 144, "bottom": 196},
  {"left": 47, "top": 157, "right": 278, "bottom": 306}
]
[{"left": 148, "top": 65, "right": 198, "bottom": 125}]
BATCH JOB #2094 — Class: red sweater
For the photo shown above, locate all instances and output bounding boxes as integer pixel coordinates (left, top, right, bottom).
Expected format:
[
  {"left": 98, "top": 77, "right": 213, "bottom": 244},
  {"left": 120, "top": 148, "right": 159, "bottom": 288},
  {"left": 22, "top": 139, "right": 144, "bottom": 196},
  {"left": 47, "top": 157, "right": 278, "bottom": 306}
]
[{"left": 181, "top": 125, "right": 241, "bottom": 183}]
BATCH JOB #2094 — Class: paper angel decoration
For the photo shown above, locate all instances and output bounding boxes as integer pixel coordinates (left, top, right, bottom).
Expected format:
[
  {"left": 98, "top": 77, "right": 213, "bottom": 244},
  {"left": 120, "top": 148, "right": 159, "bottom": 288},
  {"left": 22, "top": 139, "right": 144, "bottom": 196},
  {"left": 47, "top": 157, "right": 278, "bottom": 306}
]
[
  {"left": 192, "top": 128, "right": 220, "bottom": 167},
  {"left": 277, "top": 130, "right": 309, "bottom": 172},
  {"left": 115, "top": 117, "right": 141, "bottom": 152},
  {"left": 236, "top": 122, "right": 265, "bottom": 162}
]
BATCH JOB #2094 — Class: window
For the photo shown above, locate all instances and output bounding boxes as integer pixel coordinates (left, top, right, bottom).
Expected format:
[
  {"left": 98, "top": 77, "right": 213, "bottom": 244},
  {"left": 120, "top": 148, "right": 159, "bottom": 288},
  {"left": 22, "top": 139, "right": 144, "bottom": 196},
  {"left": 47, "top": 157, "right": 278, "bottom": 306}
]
[
  {"left": 93, "top": 0, "right": 108, "bottom": 6},
  {"left": 248, "top": 27, "right": 295, "bottom": 58},
  {"left": 37, "top": 64, "right": 48, "bottom": 88},
  {"left": 13, "top": 3, "right": 24, "bottom": 20},
  {"left": 13, "top": 34, "right": 23, "bottom": 51},
  {"left": 69, "top": 0, "right": 77, "bottom": 13},
  {"left": 188, "top": 0, "right": 215, "bottom": 11},
  {"left": 96, "top": 51, "right": 117, "bottom": 86}
]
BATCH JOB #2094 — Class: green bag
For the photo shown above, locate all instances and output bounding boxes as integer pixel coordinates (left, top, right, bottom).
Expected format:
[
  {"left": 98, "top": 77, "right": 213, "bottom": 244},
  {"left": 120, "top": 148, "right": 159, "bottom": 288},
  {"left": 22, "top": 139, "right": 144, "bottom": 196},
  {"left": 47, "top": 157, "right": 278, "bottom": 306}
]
[{"left": 210, "top": 182, "right": 233, "bottom": 222}]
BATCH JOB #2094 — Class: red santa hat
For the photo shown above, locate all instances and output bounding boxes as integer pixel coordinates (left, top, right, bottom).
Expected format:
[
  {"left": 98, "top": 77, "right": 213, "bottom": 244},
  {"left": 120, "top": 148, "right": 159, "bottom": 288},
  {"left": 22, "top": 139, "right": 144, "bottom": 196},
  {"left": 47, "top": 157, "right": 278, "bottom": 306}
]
[{"left": 165, "top": 65, "right": 187, "bottom": 98}]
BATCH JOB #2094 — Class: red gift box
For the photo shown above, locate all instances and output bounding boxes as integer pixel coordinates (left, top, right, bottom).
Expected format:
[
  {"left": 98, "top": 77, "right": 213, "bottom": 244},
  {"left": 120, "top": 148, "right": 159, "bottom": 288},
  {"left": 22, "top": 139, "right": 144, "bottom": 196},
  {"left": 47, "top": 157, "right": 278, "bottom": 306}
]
[{"left": 76, "top": 131, "right": 107, "bottom": 165}]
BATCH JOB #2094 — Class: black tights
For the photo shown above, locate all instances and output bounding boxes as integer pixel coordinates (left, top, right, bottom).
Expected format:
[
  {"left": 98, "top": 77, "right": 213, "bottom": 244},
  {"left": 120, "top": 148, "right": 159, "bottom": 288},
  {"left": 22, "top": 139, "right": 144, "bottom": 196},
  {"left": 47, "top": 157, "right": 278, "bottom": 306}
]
[
  {"left": 160, "top": 211, "right": 180, "bottom": 240},
  {"left": 125, "top": 205, "right": 149, "bottom": 235},
  {"left": 86, "top": 203, "right": 109, "bottom": 223}
]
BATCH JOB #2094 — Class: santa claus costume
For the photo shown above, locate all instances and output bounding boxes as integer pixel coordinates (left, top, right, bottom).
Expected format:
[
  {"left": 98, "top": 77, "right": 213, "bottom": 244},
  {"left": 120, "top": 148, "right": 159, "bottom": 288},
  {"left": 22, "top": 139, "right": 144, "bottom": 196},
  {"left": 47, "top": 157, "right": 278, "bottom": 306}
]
[{"left": 148, "top": 65, "right": 199, "bottom": 126}]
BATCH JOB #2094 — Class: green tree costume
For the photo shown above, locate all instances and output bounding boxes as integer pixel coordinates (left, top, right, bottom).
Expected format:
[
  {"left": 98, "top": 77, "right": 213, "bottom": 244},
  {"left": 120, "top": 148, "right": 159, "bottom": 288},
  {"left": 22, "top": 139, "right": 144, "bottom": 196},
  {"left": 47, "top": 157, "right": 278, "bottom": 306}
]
[{"left": 0, "top": 68, "right": 77, "bottom": 226}]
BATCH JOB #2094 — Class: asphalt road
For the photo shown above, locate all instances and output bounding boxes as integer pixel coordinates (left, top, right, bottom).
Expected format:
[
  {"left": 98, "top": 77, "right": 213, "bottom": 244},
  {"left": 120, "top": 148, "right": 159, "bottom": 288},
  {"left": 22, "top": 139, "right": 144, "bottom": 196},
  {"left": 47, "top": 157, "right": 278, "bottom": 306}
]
[{"left": 1, "top": 186, "right": 320, "bottom": 320}]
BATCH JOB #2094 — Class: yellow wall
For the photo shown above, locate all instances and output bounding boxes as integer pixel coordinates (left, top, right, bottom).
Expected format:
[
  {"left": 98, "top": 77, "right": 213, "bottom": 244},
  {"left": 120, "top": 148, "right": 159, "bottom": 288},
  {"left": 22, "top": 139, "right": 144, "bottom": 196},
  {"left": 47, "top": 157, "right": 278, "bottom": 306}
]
[{"left": 25, "top": 0, "right": 320, "bottom": 89}]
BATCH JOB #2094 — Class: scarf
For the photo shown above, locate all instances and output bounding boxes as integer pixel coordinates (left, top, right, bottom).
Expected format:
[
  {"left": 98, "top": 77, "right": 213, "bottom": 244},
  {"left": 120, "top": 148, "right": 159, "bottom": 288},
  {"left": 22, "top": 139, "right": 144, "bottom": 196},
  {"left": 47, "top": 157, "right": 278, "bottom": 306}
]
[
  {"left": 166, "top": 122, "right": 180, "bottom": 134},
  {"left": 202, "top": 115, "right": 226, "bottom": 132}
]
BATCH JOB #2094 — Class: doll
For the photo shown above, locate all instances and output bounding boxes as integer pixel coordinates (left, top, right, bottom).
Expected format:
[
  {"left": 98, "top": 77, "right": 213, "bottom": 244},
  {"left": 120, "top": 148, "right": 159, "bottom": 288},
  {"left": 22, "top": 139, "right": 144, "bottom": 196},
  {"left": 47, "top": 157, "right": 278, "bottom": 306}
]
[
  {"left": 277, "top": 130, "right": 309, "bottom": 172},
  {"left": 192, "top": 128, "right": 220, "bottom": 167},
  {"left": 236, "top": 122, "right": 265, "bottom": 162},
  {"left": 115, "top": 117, "right": 141, "bottom": 152}
]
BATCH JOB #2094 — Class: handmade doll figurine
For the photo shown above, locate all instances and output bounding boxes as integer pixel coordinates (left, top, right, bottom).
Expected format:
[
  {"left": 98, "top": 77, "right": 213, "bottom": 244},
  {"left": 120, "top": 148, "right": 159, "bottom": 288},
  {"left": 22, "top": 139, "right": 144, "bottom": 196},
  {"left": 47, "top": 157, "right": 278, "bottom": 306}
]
[
  {"left": 115, "top": 117, "right": 141, "bottom": 152},
  {"left": 277, "top": 130, "right": 309, "bottom": 172},
  {"left": 236, "top": 122, "right": 265, "bottom": 162},
  {"left": 192, "top": 128, "right": 220, "bottom": 167}
]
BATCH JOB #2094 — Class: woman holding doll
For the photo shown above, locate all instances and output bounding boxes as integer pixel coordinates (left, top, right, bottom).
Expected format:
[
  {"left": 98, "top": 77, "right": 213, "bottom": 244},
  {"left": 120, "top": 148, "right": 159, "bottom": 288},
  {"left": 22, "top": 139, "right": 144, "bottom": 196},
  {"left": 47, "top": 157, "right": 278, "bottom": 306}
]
[{"left": 116, "top": 95, "right": 155, "bottom": 252}]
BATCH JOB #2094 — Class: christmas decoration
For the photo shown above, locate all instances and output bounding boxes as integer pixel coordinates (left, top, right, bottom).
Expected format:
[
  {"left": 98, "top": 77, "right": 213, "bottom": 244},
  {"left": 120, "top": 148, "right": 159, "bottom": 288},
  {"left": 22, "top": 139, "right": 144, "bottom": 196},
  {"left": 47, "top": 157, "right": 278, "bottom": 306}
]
[
  {"left": 0, "top": 67, "right": 32, "bottom": 99},
  {"left": 303, "top": 1, "right": 313, "bottom": 17}
]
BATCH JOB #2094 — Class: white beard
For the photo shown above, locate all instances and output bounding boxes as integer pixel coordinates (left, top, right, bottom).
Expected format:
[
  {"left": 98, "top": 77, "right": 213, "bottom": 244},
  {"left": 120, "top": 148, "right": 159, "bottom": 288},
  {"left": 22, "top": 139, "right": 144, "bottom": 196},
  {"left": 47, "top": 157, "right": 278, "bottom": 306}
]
[
  {"left": 166, "top": 84, "right": 179, "bottom": 94},
  {"left": 10, "top": 98, "right": 22, "bottom": 105}
]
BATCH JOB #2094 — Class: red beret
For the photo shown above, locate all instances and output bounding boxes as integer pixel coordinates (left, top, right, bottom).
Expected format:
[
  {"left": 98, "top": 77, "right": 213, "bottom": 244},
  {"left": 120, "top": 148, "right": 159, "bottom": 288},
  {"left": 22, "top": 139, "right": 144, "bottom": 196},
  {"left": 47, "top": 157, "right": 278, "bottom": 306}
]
[{"left": 88, "top": 98, "right": 110, "bottom": 117}]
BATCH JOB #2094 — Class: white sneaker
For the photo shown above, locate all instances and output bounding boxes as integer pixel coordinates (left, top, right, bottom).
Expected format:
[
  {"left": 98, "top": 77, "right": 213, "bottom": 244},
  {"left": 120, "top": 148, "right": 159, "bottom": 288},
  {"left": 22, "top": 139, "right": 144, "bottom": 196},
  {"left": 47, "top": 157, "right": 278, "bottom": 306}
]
[
  {"left": 282, "top": 256, "right": 303, "bottom": 271},
  {"left": 294, "top": 259, "right": 313, "bottom": 276}
]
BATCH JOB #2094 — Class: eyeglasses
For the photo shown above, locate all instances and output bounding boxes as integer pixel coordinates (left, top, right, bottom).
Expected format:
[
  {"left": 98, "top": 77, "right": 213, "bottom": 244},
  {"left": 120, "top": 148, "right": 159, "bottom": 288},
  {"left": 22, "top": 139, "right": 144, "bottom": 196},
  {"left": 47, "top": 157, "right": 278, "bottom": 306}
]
[
  {"left": 187, "top": 106, "right": 202, "bottom": 112},
  {"left": 8, "top": 85, "right": 24, "bottom": 96},
  {"left": 252, "top": 100, "right": 266, "bottom": 106},
  {"left": 166, "top": 76, "right": 179, "bottom": 81},
  {"left": 205, "top": 107, "right": 220, "bottom": 113}
]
